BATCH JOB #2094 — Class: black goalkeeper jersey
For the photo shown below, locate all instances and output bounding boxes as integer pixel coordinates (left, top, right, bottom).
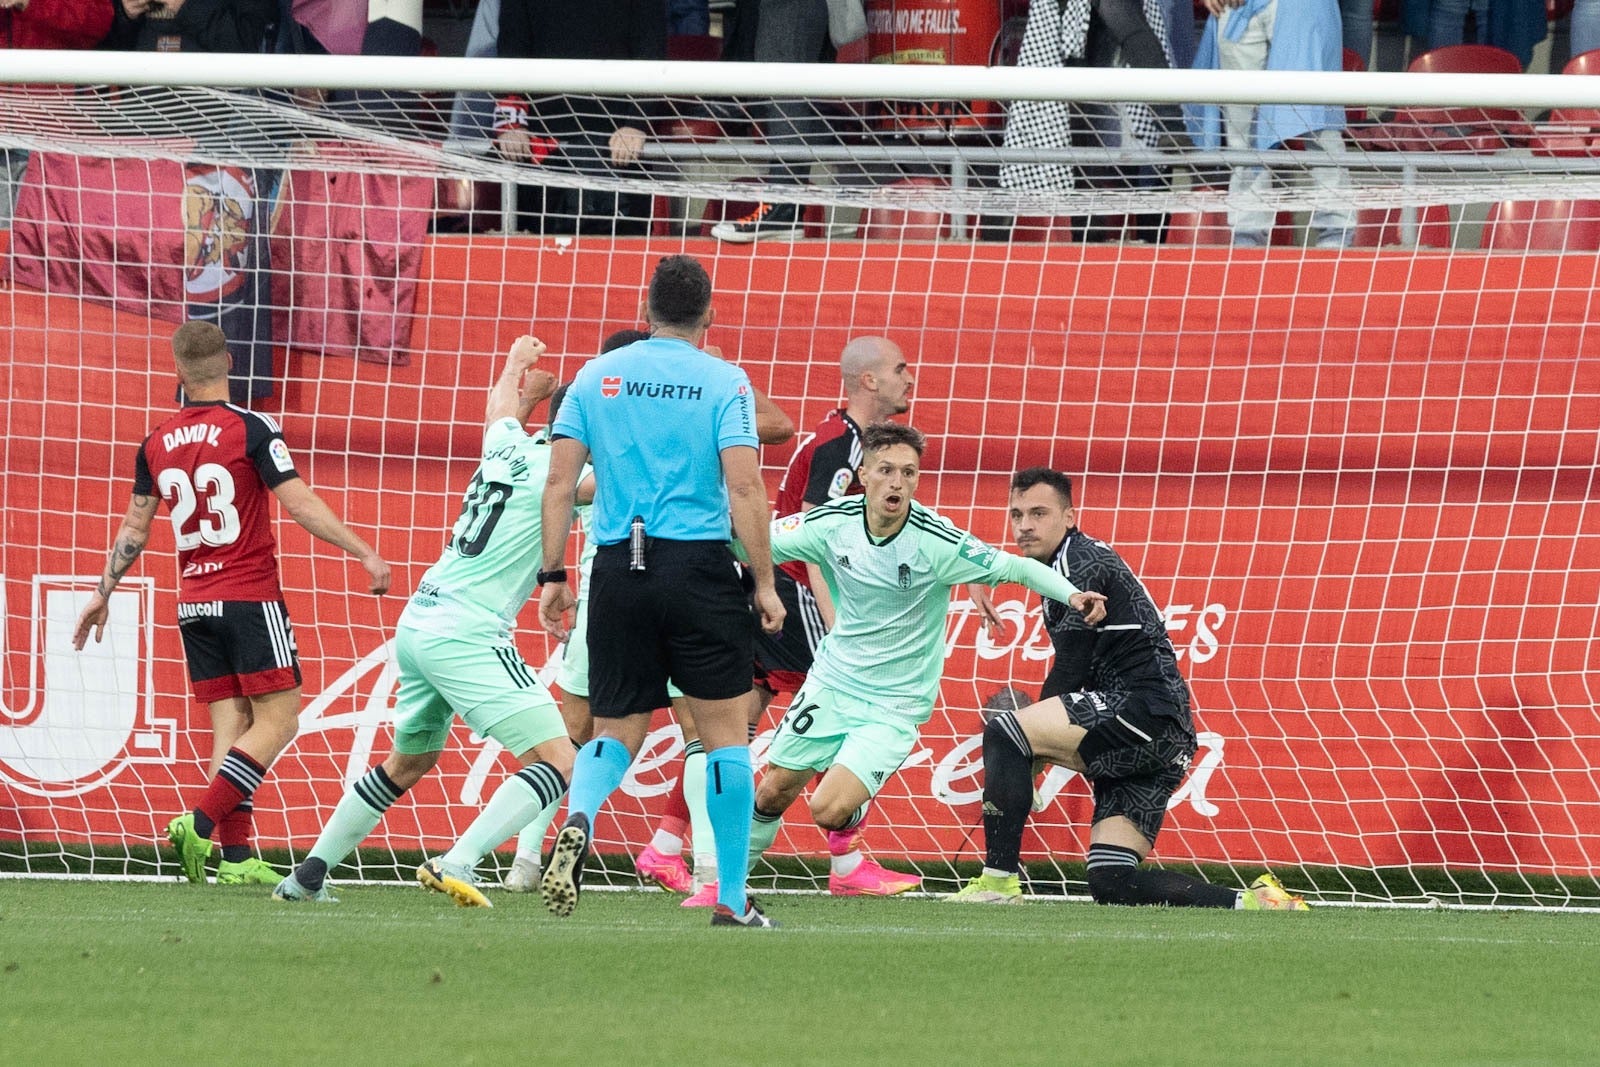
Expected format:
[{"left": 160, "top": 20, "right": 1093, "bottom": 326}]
[{"left": 1038, "top": 528, "right": 1193, "bottom": 722}]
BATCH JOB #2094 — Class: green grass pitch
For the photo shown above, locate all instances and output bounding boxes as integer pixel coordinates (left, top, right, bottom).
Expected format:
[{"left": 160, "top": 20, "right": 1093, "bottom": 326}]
[{"left": 3, "top": 879, "right": 1598, "bottom": 1066}]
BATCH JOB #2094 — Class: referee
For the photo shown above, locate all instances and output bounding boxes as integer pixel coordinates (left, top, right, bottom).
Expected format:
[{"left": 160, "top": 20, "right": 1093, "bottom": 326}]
[{"left": 537, "top": 254, "right": 784, "bottom": 929}]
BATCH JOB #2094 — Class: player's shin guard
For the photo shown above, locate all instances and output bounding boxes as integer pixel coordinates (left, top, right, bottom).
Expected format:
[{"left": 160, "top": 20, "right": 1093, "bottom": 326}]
[
  {"left": 1085, "top": 843, "right": 1237, "bottom": 907},
  {"left": 654, "top": 741, "right": 694, "bottom": 847},
  {"left": 299, "top": 765, "right": 408, "bottom": 890},
  {"left": 981, "top": 713, "right": 1035, "bottom": 874},
  {"left": 683, "top": 742, "right": 716, "bottom": 882},
  {"left": 704, "top": 746, "right": 754, "bottom": 915},
  {"left": 193, "top": 748, "right": 267, "bottom": 838},
  {"left": 217, "top": 798, "right": 254, "bottom": 863},
  {"left": 747, "top": 803, "right": 784, "bottom": 872},
  {"left": 443, "top": 761, "right": 568, "bottom": 870}
]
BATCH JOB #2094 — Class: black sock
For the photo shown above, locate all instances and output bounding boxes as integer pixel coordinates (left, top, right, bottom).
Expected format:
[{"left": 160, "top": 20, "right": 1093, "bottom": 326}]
[
  {"left": 981, "top": 713, "right": 1035, "bottom": 873},
  {"left": 192, "top": 811, "right": 216, "bottom": 838},
  {"left": 220, "top": 844, "right": 250, "bottom": 863},
  {"left": 296, "top": 856, "right": 330, "bottom": 892},
  {"left": 1086, "top": 843, "right": 1237, "bottom": 907}
]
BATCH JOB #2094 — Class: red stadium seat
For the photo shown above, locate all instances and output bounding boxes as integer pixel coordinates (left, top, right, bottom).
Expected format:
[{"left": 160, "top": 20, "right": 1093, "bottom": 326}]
[
  {"left": 1481, "top": 199, "right": 1600, "bottom": 250},
  {"left": 1010, "top": 215, "right": 1077, "bottom": 243},
  {"left": 1564, "top": 47, "right": 1600, "bottom": 75},
  {"left": 1350, "top": 204, "right": 1455, "bottom": 248},
  {"left": 666, "top": 34, "right": 723, "bottom": 61},
  {"left": 1530, "top": 107, "right": 1600, "bottom": 156},
  {"left": 1350, "top": 45, "right": 1530, "bottom": 152},
  {"left": 857, "top": 178, "right": 951, "bottom": 240},
  {"left": 1164, "top": 208, "right": 1233, "bottom": 245},
  {"left": 1408, "top": 43, "right": 1523, "bottom": 74}
]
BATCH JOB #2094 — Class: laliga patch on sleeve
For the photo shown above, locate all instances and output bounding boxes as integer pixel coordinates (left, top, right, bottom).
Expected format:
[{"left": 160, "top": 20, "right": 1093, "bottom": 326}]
[
  {"left": 828, "top": 468, "right": 853, "bottom": 498},
  {"left": 776, "top": 513, "right": 805, "bottom": 533},
  {"left": 957, "top": 535, "right": 998, "bottom": 568},
  {"left": 268, "top": 438, "right": 295, "bottom": 473}
]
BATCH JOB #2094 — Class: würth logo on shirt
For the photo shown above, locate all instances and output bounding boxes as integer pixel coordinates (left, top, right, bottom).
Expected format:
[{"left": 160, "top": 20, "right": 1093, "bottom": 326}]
[
  {"left": 601, "top": 376, "right": 622, "bottom": 398},
  {"left": 624, "top": 381, "right": 703, "bottom": 400}
]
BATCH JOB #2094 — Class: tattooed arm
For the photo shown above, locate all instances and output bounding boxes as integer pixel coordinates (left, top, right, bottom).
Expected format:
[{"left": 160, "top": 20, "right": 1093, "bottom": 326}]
[{"left": 72, "top": 492, "right": 161, "bottom": 650}]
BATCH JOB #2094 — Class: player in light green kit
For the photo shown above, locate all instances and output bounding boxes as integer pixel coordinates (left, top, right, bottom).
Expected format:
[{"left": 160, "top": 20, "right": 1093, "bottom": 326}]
[
  {"left": 745, "top": 423, "right": 1108, "bottom": 871},
  {"left": 274, "top": 336, "right": 576, "bottom": 905}
]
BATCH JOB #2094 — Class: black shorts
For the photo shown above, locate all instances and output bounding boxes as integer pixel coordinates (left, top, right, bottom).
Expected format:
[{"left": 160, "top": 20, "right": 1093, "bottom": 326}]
[
  {"left": 586, "top": 540, "right": 755, "bottom": 717},
  {"left": 752, "top": 568, "right": 825, "bottom": 695},
  {"left": 178, "top": 599, "right": 302, "bottom": 703},
  {"left": 1059, "top": 690, "right": 1197, "bottom": 845}
]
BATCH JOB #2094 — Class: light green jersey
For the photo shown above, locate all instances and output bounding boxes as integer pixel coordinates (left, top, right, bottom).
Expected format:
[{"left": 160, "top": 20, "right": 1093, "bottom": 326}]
[
  {"left": 400, "top": 418, "right": 552, "bottom": 643},
  {"left": 770, "top": 497, "right": 1085, "bottom": 711}
]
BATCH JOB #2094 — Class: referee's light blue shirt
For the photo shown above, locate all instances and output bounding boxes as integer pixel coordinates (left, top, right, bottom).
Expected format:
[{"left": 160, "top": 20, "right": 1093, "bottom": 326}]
[{"left": 553, "top": 336, "right": 758, "bottom": 544}]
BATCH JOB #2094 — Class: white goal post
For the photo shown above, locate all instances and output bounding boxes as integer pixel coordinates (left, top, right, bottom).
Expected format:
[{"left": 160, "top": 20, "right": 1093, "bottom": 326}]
[{"left": 2, "top": 50, "right": 1597, "bottom": 907}]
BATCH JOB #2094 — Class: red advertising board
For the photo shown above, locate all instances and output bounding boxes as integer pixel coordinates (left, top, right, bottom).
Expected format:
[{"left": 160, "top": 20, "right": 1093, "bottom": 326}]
[{"left": 4, "top": 236, "right": 1598, "bottom": 876}]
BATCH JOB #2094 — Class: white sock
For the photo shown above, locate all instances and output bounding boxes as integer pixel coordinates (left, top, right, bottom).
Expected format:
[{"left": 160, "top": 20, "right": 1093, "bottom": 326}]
[
  {"left": 649, "top": 829, "right": 684, "bottom": 855},
  {"left": 831, "top": 851, "right": 864, "bottom": 877},
  {"left": 982, "top": 866, "right": 1015, "bottom": 880}
]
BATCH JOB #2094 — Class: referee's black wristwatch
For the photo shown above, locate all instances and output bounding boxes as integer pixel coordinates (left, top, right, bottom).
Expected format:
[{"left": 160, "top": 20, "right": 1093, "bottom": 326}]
[{"left": 536, "top": 568, "right": 568, "bottom": 586}]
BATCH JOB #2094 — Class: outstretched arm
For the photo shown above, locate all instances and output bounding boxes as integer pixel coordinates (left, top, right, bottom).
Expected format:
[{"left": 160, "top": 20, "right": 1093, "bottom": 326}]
[
  {"left": 485, "top": 335, "right": 553, "bottom": 428},
  {"left": 271, "top": 479, "right": 391, "bottom": 595},
  {"left": 72, "top": 493, "right": 160, "bottom": 650},
  {"left": 992, "top": 553, "right": 1107, "bottom": 626}
]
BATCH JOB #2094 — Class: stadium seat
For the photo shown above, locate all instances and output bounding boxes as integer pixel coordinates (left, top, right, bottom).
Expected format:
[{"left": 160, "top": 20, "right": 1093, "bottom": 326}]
[
  {"left": 1164, "top": 208, "right": 1233, "bottom": 245},
  {"left": 1532, "top": 58, "right": 1600, "bottom": 155},
  {"left": 666, "top": 34, "right": 723, "bottom": 61},
  {"left": 1350, "top": 45, "right": 1530, "bottom": 152},
  {"left": 1350, "top": 204, "right": 1455, "bottom": 248},
  {"left": 1564, "top": 47, "right": 1600, "bottom": 75},
  {"left": 857, "top": 178, "right": 951, "bottom": 240},
  {"left": 1010, "top": 215, "right": 1077, "bottom": 243},
  {"left": 1480, "top": 199, "right": 1600, "bottom": 250},
  {"left": 1530, "top": 107, "right": 1600, "bottom": 156},
  {"left": 1408, "top": 42, "right": 1523, "bottom": 74}
]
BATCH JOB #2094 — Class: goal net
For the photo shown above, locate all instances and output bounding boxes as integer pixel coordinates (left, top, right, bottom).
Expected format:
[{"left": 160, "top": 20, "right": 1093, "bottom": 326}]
[{"left": 3, "top": 53, "right": 1597, "bottom": 907}]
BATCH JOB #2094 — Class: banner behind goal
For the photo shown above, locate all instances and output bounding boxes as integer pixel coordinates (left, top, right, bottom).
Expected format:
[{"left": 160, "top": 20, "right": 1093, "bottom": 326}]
[{"left": 2, "top": 56, "right": 1597, "bottom": 906}]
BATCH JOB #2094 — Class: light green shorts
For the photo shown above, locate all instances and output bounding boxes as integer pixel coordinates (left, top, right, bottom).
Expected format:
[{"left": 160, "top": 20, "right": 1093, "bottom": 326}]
[
  {"left": 765, "top": 681, "right": 927, "bottom": 798},
  {"left": 555, "top": 595, "right": 683, "bottom": 702},
  {"left": 392, "top": 626, "right": 565, "bottom": 757}
]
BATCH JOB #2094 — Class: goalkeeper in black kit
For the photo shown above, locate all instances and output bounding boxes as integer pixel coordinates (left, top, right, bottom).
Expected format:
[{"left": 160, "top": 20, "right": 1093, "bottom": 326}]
[{"left": 950, "top": 468, "right": 1309, "bottom": 910}]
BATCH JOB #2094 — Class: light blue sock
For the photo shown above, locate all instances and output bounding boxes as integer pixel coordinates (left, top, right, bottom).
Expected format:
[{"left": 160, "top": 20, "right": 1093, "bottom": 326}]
[
  {"left": 705, "top": 745, "right": 754, "bottom": 915},
  {"left": 567, "top": 737, "right": 634, "bottom": 826}
]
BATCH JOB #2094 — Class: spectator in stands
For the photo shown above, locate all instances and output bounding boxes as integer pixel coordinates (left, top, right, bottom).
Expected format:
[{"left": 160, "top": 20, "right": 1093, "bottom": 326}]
[
  {"left": 1575, "top": 0, "right": 1600, "bottom": 58},
  {"left": 709, "top": 0, "right": 837, "bottom": 242},
  {"left": 0, "top": 0, "right": 115, "bottom": 228},
  {"left": 1400, "top": 0, "right": 1546, "bottom": 68},
  {"left": 1339, "top": 0, "right": 1373, "bottom": 65},
  {"left": 493, "top": 0, "right": 666, "bottom": 236},
  {"left": 998, "top": 0, "right": 1187, "bottom": 202},
  {"left": 1188, "top": 0, "right": 1356, "bottom": 249},
  {"left": 105, "top": 0, "right": 276, "bottom": 53},
  {"left": 444, "top": 0, "right": 501, "bottom": 155},
  {"left": 670, "top": 0, "right": 711, "bottom": 35},
  {"left": 107, "top": 0, "right": 280, "bottom": 401}
]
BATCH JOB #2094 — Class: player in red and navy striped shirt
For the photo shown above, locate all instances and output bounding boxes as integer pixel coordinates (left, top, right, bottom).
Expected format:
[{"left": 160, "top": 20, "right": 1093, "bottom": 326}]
[{"left": 74, "top": 322, "right": 390, "bottom": 887}]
